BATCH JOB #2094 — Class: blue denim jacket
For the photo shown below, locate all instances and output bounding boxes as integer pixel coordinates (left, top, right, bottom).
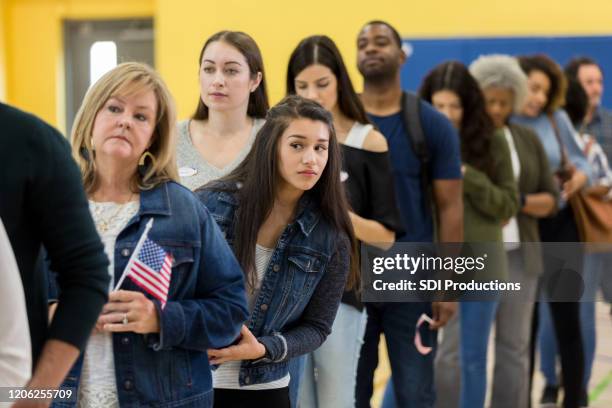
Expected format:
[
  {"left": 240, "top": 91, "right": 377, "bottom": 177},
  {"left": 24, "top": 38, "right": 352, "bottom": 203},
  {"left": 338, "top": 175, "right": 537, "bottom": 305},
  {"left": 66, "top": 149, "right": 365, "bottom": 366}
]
[
  {"left": 52, "top": 181, "right": 249, "bottom": 408},
  {"left": 196, "top": 183, "right": 350, "bottom": 387}
]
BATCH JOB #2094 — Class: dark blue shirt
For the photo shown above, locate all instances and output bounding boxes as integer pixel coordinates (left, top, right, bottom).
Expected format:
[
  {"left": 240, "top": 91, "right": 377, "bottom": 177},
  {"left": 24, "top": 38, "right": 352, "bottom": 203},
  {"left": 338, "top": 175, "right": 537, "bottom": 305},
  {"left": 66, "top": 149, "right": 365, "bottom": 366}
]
[{"left": 369, "top": 101, "right": 462, "bottom": 242}]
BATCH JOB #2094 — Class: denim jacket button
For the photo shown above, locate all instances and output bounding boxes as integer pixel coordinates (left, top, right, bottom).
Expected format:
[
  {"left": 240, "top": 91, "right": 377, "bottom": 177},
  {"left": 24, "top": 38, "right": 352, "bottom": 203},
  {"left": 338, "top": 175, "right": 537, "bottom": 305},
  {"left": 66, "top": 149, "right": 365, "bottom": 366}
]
[
  {"left": 124, "top": 380, "right": 134, "bottom": 390},
  {"left": 121, "top": 337, "right": 130, "bottom": 345},
  {"left": 261, "top": 304, "right": 269, "bottom": 311},
  {"left": 121, "top": 248, "right": 130, "bottom": 257},
  {"left": 272, "top": 264, "right": 280, "bottom": 272}
]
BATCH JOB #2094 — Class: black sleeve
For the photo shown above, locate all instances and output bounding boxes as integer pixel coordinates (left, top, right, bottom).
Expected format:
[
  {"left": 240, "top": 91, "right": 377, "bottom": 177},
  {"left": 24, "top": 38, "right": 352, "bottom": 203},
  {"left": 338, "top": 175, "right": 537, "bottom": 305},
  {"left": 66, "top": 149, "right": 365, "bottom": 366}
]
[
  {"left": 363, "top": 151, "right": 406, "bottom": 237},
  {"left": 31, "top": 122, "right": 110, "bottom": 351}
]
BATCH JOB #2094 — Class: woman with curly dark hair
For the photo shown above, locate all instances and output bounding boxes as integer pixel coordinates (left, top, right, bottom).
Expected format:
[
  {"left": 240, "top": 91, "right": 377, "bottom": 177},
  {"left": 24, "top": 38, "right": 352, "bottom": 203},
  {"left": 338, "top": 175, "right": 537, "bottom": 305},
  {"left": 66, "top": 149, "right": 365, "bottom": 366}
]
[
  {"left": 420, "top": 61, "right": 518, "bottom": 408},
  {"left": 513, "top": 54, "right": 591, "bottom": 408}
]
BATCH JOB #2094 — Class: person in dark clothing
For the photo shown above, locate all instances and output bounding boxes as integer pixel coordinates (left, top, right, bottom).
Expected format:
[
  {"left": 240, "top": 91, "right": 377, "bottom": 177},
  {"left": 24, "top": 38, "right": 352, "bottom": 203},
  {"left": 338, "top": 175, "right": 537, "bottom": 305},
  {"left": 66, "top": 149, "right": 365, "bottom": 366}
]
[
  {"left": 354, "top": 21, "right": 463, "bottom": 408},
  {"left": 0, "top": 102, "right": 110, "bottom": 402}
]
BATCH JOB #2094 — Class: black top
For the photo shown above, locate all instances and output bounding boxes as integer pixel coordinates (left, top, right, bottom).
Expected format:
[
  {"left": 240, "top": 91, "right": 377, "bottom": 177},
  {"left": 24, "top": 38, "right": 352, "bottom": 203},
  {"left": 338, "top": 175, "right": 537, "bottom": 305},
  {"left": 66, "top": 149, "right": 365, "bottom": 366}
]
[
  {"left": 341, "top": 144, "right": 404, "bottom": 310},
  {"left": 0, "top": 103, "right": 109, "bottom": 365}
]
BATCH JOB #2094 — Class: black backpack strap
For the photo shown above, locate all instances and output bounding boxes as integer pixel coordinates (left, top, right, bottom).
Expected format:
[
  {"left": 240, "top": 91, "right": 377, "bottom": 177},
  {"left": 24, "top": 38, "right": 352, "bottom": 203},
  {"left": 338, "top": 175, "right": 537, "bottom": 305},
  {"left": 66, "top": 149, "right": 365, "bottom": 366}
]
[{"left": 400, "top": 92, "right": 432, "bottom": 213}]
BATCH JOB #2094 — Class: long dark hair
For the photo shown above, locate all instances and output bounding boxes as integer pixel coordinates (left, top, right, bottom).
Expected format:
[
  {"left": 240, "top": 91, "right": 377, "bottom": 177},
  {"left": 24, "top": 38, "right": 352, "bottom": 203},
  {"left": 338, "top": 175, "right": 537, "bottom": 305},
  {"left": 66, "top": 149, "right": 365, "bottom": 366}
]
[
  {"left": 286, "top": 35, "right": 370, "bottom": 124},
  {"left": 420, "top": 61, "right": 495, "bottom": 177},
  {"left": 192, "top": 31, "right": 269, "bottom": 120},
  {"left": 564, "top": 75, "right": 588, "bottom": 127},
  {"left": 217, "top": 95, "right": 359, "bottom": 290}
]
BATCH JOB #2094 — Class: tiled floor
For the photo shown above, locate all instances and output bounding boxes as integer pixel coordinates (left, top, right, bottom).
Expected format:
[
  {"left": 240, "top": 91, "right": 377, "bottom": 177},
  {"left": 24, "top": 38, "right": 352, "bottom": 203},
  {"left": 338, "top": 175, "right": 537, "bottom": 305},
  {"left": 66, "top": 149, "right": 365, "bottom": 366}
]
[{"left": 370, "top": 301, "right": 612, "bottom": 407}]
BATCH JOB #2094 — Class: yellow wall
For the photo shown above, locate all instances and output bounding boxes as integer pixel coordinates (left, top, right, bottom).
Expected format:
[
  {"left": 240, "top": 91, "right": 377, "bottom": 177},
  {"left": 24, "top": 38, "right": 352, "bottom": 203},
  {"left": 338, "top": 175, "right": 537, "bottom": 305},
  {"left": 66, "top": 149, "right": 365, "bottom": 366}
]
[
  {"left": 5, "top": 0, "right": 612, "bottom": 126},
  {"left": 157, "top": 0, "right": 612, "bottom": 120},
  {"left": 0, "top": 0, "right": 7, "bottom": 100},
  {"left": 4, "top": 0, "right": 153, "bottom": 130}
]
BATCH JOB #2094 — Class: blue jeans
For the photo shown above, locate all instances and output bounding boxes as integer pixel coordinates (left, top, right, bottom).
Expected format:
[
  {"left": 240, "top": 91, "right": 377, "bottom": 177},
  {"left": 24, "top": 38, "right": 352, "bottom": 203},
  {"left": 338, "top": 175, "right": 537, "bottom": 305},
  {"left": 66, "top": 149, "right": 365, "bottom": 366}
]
[
  {"left": 299, "top": 303, "right": 367, "bottom": 408},
  {"left": 356, "top": 302, "right": 436, "bottom": 408},
  {"left": 539, "top": 253, "right": 602, "bottom": 389},
  {"left": 288, "top": 355, "right": 305, "bottom": 408},
  {"left": 459, "top": 301, "right": 499, "bottom": 408}
]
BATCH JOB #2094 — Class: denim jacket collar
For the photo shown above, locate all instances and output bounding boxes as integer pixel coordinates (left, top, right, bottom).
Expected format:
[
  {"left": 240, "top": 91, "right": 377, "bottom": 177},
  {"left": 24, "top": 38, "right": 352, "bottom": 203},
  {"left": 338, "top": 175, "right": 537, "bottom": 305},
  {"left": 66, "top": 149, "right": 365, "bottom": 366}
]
[
  {"left": 294, "top": 193, "right": 320, "bottom": 237},
  {"left": 120, "top": 183, "right": 172, "bottom": 234},
  {"left": 217, "top": 184, "right": 321, "bottom": 237},
  {"left": 139, "top": 182, "right": 172, "bottom": 216}
]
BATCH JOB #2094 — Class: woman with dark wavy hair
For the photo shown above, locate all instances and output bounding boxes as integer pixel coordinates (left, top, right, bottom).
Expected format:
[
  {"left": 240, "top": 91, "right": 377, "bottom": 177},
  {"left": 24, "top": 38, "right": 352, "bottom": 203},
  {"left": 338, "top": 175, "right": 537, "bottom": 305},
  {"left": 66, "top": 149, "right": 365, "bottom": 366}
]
[
  {"left": 420, "top": 61, "right": 518, "bottom": 408},
  {"left": 512, "top": 54, "right": 591, "bottom": 408},
  {"left": 286, "top": 35, "right": 403, "bottom": 408},
  {"left": 197, "top": 95, "right": 359, "bottom": 407}
]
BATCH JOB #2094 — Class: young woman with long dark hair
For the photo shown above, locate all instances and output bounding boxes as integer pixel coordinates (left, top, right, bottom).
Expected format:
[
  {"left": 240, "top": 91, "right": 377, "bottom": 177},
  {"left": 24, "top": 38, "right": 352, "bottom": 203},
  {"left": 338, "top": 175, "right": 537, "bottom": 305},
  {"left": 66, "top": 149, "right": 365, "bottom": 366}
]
[
  {"left": 177, "top": 31, "right": 269, "bottom": 190},
  {"left": 421, "top": 61, "right": 518, "bottom": 408},
  {"left": 286, "top": 35, "right": 403, "bottom": 408},
  {"left": 196, "top": 95, "right": 358, "bottom": 408}
]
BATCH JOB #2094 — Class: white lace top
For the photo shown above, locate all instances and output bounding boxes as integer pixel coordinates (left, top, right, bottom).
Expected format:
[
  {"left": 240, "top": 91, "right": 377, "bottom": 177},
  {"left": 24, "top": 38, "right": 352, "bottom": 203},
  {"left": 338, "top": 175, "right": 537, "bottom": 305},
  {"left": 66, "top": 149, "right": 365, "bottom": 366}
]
[{"left": 77, "top": 200, "right": 139, "bottom": 408}]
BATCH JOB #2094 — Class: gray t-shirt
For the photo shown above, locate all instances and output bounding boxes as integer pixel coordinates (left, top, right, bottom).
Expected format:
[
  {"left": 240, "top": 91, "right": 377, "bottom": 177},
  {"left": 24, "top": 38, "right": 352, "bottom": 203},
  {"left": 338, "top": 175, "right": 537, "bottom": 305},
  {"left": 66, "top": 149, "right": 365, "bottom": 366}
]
[{"left": 176, "top": 118, "right": 265, "bottom": 190}]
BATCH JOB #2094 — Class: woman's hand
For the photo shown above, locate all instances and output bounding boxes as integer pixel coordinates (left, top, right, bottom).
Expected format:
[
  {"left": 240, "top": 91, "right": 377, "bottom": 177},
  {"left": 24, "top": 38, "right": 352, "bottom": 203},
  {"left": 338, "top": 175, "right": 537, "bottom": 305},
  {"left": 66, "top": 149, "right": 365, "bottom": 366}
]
[
  {"left": 207, "top": 325, "right": 266, "bottom": 364},
  {"left": 585, "top": 184, "right": 611, "bottom": 197},
  {"left": 97, "top": 290, "right": 160, "bottom": 334},
  {"left": 562, "top": 170, "right": 588, "bottom": 200}
]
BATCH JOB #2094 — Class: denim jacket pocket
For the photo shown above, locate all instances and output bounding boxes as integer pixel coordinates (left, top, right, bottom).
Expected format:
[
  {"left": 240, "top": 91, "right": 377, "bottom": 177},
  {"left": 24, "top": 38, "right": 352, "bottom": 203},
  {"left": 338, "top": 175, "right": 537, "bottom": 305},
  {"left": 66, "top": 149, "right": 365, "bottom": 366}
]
[
  {"left": 153, "top": 348, "right": 193, "bottom": 402},
  {"left": 157, "top": 244, "right": 196, "bottom": 296},
  {"left": 269, "top": 248, "right": 327, "bottom": 327}
]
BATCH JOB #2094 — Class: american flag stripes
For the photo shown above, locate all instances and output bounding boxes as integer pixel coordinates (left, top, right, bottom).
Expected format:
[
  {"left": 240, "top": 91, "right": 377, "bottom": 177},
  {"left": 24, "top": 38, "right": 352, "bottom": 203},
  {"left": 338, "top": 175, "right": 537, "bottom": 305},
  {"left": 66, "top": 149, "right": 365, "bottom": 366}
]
[{"left": 127, "top": 237, "right": 174, "bottom": 309}]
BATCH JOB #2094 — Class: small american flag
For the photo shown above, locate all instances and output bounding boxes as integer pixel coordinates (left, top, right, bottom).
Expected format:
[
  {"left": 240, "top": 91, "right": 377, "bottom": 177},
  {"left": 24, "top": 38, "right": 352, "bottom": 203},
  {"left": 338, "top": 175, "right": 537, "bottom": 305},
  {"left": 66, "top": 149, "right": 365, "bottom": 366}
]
[{"left": 127, "top": 238, "right": 173, "bottom": 308}]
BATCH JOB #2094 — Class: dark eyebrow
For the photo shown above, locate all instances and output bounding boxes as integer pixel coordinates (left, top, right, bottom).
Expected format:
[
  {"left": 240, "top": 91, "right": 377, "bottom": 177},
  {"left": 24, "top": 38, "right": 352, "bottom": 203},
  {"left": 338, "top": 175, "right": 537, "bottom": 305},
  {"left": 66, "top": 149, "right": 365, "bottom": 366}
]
[
  {"left": 202, "top": 59, "right": 243, "bottom": 66},
  {"left": 373, "top": 35, "right": 391, "bottom": 41},
  {"left": 295, "top": 76, "right": 331, "bottom": 83},
  {"left": 288, "top": 134, "right": 329, "bottom": 142}
]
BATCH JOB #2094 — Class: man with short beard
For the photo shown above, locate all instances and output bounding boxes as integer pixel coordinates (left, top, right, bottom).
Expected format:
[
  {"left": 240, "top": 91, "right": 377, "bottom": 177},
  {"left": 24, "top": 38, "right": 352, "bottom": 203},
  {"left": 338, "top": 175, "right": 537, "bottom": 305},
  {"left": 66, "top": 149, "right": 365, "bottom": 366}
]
[{"left": 354, "top": 21, "right": 463, "bottom": 408}]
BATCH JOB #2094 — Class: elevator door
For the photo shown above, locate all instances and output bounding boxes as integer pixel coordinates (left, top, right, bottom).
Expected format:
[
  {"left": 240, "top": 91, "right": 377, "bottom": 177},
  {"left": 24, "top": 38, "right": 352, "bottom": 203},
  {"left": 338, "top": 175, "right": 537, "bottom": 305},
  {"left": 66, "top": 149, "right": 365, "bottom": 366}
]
[{"left": 64, "top": 19, "right": 154, "bottom": 135}]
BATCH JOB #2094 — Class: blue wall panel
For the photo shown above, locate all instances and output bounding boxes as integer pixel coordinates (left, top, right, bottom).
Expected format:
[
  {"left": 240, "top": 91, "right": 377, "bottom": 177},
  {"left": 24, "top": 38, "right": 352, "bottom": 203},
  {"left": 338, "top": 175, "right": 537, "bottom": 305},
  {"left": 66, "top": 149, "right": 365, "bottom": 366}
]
[{"left": 401, "top": 36, "right": 612, "bottom": 108}]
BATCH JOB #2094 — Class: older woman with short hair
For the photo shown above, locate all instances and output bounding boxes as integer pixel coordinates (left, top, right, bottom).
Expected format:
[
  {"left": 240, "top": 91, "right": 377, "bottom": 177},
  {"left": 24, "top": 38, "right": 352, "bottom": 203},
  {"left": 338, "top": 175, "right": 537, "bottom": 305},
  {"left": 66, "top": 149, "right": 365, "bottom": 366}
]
[
  {"left": 52, "top": 62, "right": 248, "bottom": 408},
  {"left": 470, "top": 54, "right": 558, "bottom": 408}
]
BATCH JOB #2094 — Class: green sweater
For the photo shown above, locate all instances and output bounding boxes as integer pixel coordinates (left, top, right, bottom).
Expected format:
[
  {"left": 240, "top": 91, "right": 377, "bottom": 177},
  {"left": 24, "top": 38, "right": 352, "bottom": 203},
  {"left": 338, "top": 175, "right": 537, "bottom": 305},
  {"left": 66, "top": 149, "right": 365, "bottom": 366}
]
[
  {"left": 462, "top": 129, "right": 519, "bottom": 280},
  {"left": 508, "top": 123, "right": 559, "bottom": 278},
  {"left": 463, "top": 129, "right": 519, "bottom": 241}
]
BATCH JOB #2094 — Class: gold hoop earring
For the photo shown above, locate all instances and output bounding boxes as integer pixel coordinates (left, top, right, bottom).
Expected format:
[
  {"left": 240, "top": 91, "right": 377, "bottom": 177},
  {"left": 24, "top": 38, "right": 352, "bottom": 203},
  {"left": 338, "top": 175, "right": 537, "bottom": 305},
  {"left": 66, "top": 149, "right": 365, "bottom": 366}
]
[{"left": 138, "top": 151, "right": 156, "bottom": 166}]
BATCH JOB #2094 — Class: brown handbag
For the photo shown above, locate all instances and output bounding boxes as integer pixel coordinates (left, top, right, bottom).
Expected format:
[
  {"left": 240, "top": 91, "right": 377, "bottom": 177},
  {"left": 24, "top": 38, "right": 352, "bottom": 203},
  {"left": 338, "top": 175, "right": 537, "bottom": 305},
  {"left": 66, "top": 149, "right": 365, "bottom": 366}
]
[
  {"left": 570, "top": 188, "right": 612, "bottom": 244},
  {"left": 549, "top": 114, "right": 612, "bottom": 247}
]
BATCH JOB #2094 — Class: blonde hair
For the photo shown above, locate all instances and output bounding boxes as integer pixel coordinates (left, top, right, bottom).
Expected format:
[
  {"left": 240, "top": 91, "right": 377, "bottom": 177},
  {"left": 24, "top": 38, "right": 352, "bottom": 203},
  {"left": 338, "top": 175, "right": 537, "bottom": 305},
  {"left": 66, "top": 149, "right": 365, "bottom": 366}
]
[{"left": 71, "top": 62, "right": 179, "bottom": 194}]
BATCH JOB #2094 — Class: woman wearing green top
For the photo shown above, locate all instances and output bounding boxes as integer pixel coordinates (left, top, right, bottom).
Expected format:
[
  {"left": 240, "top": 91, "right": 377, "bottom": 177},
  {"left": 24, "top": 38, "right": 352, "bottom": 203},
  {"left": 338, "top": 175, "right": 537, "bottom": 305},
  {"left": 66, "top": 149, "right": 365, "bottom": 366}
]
[
  {"left": 421, "top": 61, "right": 519, "bottom": 408},
  {"left": 470, "top": 54, "right": 558, "bottom": 408}
]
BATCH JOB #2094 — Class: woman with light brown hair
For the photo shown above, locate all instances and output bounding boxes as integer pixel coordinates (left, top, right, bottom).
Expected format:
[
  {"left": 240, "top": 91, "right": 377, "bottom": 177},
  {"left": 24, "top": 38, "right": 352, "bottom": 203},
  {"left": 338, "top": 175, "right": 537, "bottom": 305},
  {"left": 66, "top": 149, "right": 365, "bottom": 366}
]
[{"left": 52, "top": 62, "right": 249, "bottom": 408}]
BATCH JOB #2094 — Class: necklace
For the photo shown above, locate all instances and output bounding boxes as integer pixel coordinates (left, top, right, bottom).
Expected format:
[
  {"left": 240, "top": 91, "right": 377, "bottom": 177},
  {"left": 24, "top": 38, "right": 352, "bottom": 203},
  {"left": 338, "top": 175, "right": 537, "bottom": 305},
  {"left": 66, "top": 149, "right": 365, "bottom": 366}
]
[{"left": 91, "top": 193, "right": 136, "bottom": 233}]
